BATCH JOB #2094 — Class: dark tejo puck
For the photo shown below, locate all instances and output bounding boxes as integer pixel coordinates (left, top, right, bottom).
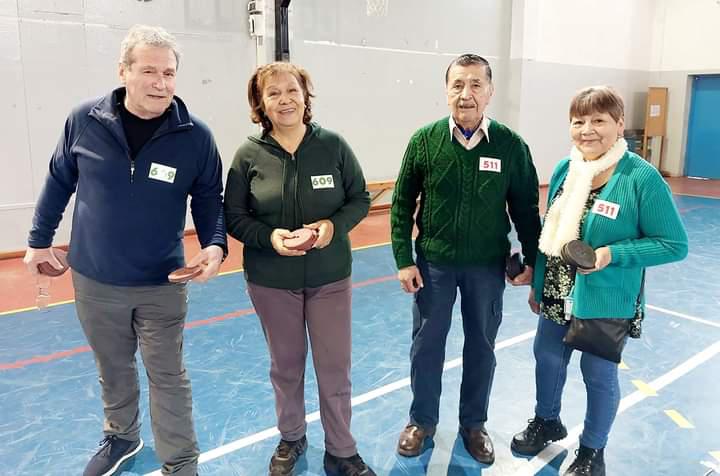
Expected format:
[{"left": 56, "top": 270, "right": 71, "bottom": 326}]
[
  {"left": 283, "top": 228, "right": 318, "bottom": 251},
  {"left": 505, "top": 252, "right": 525, "bottom": 279},
  {"left": 168, "top": 266, "right": 203, "bottom": 283},
  {"left": 561, "top": 240, "right": 596, "bottom": 270},
  {"left": 37, "top": 248, "right": 69, "bottom": 277}
]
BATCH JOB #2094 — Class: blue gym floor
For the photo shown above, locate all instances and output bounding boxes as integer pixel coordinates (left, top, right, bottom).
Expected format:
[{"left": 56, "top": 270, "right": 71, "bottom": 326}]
[{"left": 1, "top": 194, "right": 718, "bottom": 476}]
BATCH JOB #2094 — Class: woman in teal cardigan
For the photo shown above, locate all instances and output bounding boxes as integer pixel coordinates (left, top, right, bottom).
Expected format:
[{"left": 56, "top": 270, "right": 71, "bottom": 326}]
[{"left": 510, "top": 86, "right": 688, "bottom": 476}]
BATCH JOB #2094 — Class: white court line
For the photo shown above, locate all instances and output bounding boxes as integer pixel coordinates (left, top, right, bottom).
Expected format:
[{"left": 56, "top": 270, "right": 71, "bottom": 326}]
[
  {"left": 648, "top": 304, "right": 720, "bottom": 329},
  {"left": 511, "top": 339, "right": 720, "bottom": 476},
  {"left": 143, "top": 330, "right": 536, "bottom": 475}
]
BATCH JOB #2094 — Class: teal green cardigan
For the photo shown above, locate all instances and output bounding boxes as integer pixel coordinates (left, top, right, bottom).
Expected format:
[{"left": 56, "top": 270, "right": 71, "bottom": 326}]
[{"left": 533, "top": 152, "right": 688, "bottom": 319}]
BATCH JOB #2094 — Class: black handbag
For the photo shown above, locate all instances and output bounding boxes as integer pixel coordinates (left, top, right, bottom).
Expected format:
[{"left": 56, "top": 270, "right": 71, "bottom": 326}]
[
  {"left": 563, "top": 317, "right": 629, "bottom": 363},
  {"left": 563, "top": 271, "right": 645, "bottom": 363}
]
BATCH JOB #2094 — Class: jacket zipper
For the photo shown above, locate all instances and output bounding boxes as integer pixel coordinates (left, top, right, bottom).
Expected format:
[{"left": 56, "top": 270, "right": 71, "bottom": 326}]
[
  {"left": 130, "top": 156, "right": 135, "bottom": 183},
  {"left": 291, "top": 153, "right": 299, "bottom": 228}
]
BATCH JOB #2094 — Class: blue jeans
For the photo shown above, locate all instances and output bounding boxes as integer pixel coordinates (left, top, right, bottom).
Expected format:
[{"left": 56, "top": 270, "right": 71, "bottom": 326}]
[
  {"left": 409, "top": 256, "right": 505, "bottom": 430},
  {"left": 534, "top": 316, "right": 621, "bottom": 449}
]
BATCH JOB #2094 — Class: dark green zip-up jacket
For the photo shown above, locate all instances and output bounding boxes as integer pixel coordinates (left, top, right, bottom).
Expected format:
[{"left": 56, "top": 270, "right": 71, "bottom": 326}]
[{"left": 224, "top": 123, "right": 370, "bottom": 289}]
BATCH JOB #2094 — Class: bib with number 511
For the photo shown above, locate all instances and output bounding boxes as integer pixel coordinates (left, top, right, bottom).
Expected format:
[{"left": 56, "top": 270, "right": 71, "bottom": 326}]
[
  {"left": 591, "top": 199, "right": 620, "bottom": 219},
  {"left": 479, "top": 157, "right": 501, "bottom": 173}
]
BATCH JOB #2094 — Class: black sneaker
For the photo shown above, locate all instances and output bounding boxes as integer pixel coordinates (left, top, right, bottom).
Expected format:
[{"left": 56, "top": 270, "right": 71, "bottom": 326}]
[
  {"left": 323, "top": 452, "right": 376, "bottom": 476},
  {"left": 269, "top": 436, "right": 308, "bottom": 476},
  {"left": 511, "top": 416, "right": 568, "bottom": 456},
  {"left": 83, "top": 435, "right": 143, "bottom": 476}
]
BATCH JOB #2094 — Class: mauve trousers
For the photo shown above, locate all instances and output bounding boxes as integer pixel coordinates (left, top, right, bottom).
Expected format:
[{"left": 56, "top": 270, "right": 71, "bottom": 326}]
[{"left": 247, "top": 277, "right": 357, "bottom": 457}]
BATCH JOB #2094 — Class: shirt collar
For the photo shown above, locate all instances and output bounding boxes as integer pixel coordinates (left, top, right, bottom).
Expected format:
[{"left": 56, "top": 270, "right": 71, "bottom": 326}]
[{"left": 448, "top": 115, "right": 491, "bottom": 143}]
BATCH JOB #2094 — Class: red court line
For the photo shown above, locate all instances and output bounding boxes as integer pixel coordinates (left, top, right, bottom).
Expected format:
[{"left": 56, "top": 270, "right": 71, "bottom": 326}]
[
  {"left": 0, "top": 274, "right": 397, "bottom": 371},
  {"left": 0, "top": 345, "right": 92, "bottom": 370}
]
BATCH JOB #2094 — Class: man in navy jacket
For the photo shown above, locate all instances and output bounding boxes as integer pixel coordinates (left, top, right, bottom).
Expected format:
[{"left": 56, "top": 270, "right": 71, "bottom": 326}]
[{"left": 23, "top": 25, "right": 226, "bottom": 476}]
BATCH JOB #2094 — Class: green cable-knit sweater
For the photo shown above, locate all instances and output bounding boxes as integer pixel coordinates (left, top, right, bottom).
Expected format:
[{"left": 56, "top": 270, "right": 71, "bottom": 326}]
[{"left": 391, "top": 117, "right": 541, "bottom": 269}]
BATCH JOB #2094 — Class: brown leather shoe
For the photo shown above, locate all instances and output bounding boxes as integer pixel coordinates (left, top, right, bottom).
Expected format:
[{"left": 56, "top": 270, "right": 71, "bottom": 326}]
[
  {"left": 397, "top": 424, "right": 436, "bottom": 457},
  {"left": 459, "top": 426, "right": 495, "bottom": 465}
]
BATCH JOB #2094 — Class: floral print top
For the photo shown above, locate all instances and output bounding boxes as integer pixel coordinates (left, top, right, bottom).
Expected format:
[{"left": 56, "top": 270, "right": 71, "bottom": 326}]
[{"left": 540, "top": 185, "right": 643, "bottom": 338}]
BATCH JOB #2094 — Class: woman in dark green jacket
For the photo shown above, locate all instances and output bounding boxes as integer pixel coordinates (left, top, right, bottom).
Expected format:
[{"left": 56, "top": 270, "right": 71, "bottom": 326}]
[{"left": 224, "top": 62, "right": 373, "bottom": 476}]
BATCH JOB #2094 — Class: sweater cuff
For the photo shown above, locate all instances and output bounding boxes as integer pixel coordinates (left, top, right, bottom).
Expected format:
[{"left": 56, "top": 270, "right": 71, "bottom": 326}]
[{"left": 260, "top": 229, "right": 273, "bottom": 249}]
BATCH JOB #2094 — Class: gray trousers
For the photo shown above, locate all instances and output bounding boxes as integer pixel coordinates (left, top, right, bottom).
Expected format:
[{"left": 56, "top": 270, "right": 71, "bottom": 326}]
[
  {"left": 248, "top": 277, "right": 357, "bottom": 458},
  {"left": 72, "top": 271, "right": 199, "bottom": 476}
]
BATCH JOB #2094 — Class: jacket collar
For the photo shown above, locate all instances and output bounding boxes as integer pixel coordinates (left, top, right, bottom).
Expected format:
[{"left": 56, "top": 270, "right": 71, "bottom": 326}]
[
  {"left": 249, "top": 122, "right": 320, "bottom": 151},
  {"left": 88, "top": 87, "right": 193, "bottom": 151}
]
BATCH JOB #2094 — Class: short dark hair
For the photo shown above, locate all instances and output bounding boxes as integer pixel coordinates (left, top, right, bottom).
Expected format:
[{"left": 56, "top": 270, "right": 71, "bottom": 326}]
[
  {"left": 445, "top": 54, "right": 492, "bottom": 84},
  {"left": 248, "top": 62, "right": 315, "bottom": 133},
  {"left": 569, "top": 86, "right": 625, "bottom": 122}
]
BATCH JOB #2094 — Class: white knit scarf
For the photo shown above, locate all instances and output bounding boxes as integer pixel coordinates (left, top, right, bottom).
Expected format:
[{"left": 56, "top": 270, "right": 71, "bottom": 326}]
[{"left": 538, "top": 138, "right": 628, "bottom": 257}]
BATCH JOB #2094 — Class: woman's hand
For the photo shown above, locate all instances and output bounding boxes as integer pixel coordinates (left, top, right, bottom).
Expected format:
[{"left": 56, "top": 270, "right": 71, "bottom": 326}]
[
  {"left": 528, "top": 287, "right": 540, "bottom": 314},
  {"left": 577, "top": 246, "right": 612, "bottom": 274},
  {"left": 304, "top": 219, "right": 334, "bottom": 249},
  {"left": 270, "top": 229, "right": 307, "bottom": 256}
]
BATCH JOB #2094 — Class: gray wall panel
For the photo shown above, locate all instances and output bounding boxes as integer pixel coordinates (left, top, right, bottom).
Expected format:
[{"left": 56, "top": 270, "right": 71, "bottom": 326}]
[
  {"left": 0, "top": 17, "right": 33, "bottom": 205},
  {"left": 515, "top": 61, "right": 650, "bottom": 183},
  {"left": 0, "top": 0, "right": 257, "bottom": 252},
  {"left": 0, "top": 0, "right": 16, "bottom": 16},
  {"left": 290, "top": 0, "right": 512, "bottom": 180},
  {"left": 20, "top": 20, "right": 88, "bottom": 194},
  {"left": 172, "top": 31, "right": 257, "bottom": 169},
  {"left": 18, "top": 0, "right": 83, "bottom": 20}
]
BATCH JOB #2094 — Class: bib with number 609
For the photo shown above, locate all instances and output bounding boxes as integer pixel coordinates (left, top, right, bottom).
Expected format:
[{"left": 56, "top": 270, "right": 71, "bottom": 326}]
[{"left": 311, "top": 175, "right": 335, "bottom": 189}]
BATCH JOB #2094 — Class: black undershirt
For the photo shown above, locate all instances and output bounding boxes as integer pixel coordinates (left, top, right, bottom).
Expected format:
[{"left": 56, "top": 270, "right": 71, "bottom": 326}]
[{"left": 117, "top": 95, "right": 169, "bottom": 158}]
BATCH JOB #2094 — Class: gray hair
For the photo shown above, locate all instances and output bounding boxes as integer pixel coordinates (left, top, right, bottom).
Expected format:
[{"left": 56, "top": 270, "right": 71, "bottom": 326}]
[{"left": 119, "top": 24, "right": 181, "bottom": 68}]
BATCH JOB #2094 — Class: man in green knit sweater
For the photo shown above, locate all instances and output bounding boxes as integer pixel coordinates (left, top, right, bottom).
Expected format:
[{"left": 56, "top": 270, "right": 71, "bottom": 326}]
[{"left": 391, "top": 54, "right": 541, "bottom": 465}]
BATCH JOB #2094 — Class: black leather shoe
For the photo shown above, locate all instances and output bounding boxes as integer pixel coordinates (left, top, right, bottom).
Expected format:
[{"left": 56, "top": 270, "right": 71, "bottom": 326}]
[
  {"left": 564, "top": 445, "right": 605, "bottom": 476},
  {"left": 511, "top": 416, "right": 568, "bottom": 456},
  {"left": 323, "top": 452, "right": 376, "bottom": 476},
  {"left": 459, "top": 426, "right": 494, "bottom": 465},
  {"left": 268, "top": 436, "right": 307, "bottom": 476}
]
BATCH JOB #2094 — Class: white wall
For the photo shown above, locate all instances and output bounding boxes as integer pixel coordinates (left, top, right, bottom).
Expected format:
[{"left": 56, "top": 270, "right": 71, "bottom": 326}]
[
  {"left": 2, "top": 0, "right": 718, "bottom": 253},
  {"left": 289, "top": 0, "right": 513, "bottom": 181},
  {"left": 649, "top": 0, "right": 720, "bottom": 176},
  {"left": 509, "top": 0, "right": 656, "bottom": 182},
  {"left": 0, "top": 0, "right": 257, "bottom": 253}
]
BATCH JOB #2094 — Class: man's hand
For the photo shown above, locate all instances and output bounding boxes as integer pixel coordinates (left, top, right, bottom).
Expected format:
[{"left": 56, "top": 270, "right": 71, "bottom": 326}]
[
  {"left": 304, "top": 219, "right": 334, "bottom": 249},
  {"left": 23, "top": 247, "right": 63, "bottom": 276},
  {"left": 508, "top": 265, "right": 533, "bottom": 286},
  {"left": 271, "top": 229, "right": 308, "bottom": 256},
  {"left": 186, "top": 245, "right": 224, "bottom": 283},
  {"left": 577, "top": 246, "right": 612, "bottom": 275},
  {"left": 398, "top": 265, "right": 424, "bottom": 293},
  {"left": 528, "top": 287, "right": 540, "bottom": 314}
]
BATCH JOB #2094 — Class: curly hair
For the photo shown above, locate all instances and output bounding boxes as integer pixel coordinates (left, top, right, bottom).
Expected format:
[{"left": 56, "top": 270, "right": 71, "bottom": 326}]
[{"left": 247, "top": 62, "right": 315, "bottom": 133}]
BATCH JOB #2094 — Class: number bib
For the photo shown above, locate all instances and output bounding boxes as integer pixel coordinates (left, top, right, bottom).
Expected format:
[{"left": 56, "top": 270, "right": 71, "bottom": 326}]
[
  {"left": 311, "top": 175, "right": 335, "bottom": 189},
  {"left": 479, "top": 157, "right": 501, "bottom": 173},
  {"left": 591, "top": 200, "right": 620, "bottom": 220},
  {"left": 148, "top": 163, "right": 177, "bottom": 183}
]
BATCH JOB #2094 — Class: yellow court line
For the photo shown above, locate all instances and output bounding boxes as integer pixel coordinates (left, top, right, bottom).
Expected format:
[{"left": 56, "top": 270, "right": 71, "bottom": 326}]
[
  {"left": 710, "top": 451, "right": 720, "bottom": 463},
  {"left": 619, "top": 360, "right": 629, "bottom": 370},
  {"left": 0, "top": 242, "right": 393, "bottom": 317},
  {"left": 0, "top": 299, "right": 74, "bottom": 316},
  {"left": 631, "top": 379, "right": 658, "bottom": 396},
  {"left": 664, "top": 409, "right": 694, "bottom": 429}
]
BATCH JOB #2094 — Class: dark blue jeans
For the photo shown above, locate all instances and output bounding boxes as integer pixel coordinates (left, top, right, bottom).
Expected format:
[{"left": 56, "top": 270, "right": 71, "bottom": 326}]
[
  {"left": 409, "top": 256, "right": 505, "bottom": 430},
  {"left": 533, "top": 316, "right": 621, "bottom": 449}
]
